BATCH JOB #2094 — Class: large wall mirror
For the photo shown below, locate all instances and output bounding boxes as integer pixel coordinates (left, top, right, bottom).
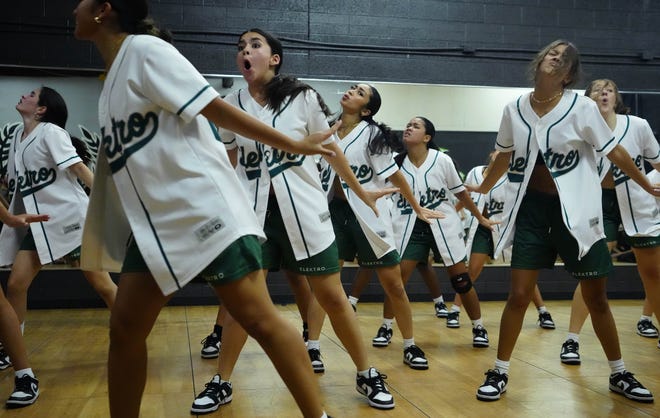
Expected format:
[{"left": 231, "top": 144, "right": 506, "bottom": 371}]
[{"left": 1, "top": 75, "right": 657, "bottom": 269}]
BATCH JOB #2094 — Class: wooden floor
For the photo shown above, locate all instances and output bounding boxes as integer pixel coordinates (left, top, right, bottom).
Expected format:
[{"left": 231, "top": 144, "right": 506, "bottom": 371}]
[{"left": 0, "top": 300, "right": 658, "bottom": 417}]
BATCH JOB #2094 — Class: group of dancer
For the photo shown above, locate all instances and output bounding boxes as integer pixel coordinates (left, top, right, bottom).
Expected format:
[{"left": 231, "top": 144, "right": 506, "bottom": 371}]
[{"left": 0, "top": 1, "right": 655, "bottom": 417}]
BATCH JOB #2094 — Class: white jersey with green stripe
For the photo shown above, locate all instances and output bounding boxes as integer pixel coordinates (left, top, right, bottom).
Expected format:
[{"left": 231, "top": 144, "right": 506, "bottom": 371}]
[
  {"left": 0, "top": 122, "right": 86, "bottom": 265},
  {"left": 81, "top": 35, "right": 264, "bottom": 296},
  {"left": 494, "top": 91, "right": 616, "bottom": 260},
  {"left": 608, "top": 114, "right": 660, "bottom": 237}
]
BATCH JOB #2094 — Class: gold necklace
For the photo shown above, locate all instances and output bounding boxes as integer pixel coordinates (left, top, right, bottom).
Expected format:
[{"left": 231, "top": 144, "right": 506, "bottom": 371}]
[{"left": 531, "top": 90, "right": 563, "bottom": 104}]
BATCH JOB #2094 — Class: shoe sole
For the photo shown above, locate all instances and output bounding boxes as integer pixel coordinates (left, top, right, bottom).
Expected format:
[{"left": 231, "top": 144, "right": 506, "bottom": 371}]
[
  {"left": 190, "top": 396, "right": 232, "bottom": 414},
  {"left": 540, "top": 324, "right": 556, "bottom": 329},
  {"left": 404, "top": 360, "right": 429, "bottom": 370},
  {"left": 372, "top": 341, "right": 391, "bottom": 347},
  {"left": 473, "top": 342, "right": 489, "bottom": 348},
  {"left": 636, "top": 330, "right": 659, "bottom": 338},
  {"left": 609, "top": 385, "right": 654, "bottom": 403},
  {"left": 436, "top": 313, "right": 448, "bottom": 318},
  {"left": 447, "top": 324, "right": 460, "bottom": 328},
  {"left": 560, "top": 358, "right": 581, "bottom": 365},
  {"left": 476, "top": 389, "right": 505, "bottom": 401},
  {"left": 356, "top": 387, "right": 395, "bottom": 409},
  {"left": 312, "top": 366, "right": 325, "bottom": 373},
  {"left": 0, "top": 363, "right": 12, "bottom": 371},
  {"left": 200, "top": 353, "right": 219, "bottom": 359},
  {"left": 5, "top": 393, "right": 39, "bottom": 409}
]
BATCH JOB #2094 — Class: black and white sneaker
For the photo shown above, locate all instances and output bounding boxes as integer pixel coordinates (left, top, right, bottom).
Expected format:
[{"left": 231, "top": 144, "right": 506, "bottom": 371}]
[
  {"left": 538, "top": 312, "right": 556, "bottom": 329},
  {"left": 0, "top": 349, "right": 12, "bottom": 370},
  {"left": 356, "top": 367, "right": 395, "bottom": 409},
  {"left": 372, "top": 326, "right": 393, "bottom": 347},
  {"left": 609, "top": 371, "right": 654, "bottom": 403},
  {"left": 560, "top": 339, "right": 581, "bottom": 365},
  {"left": 434, "top": 301, "right": 448, "bottom": 318},
  {"left": 191, "top": 374, "right": 233, "bottom": 414},
  {"left": 636, "top": 319, "right": 659, "bottom": 338},
  {"left": 476, "top": 369, "right": 508, "bottom": 401},
  {"left": 472, "top": 325, "right": 489, "bottom": 348},
  {"left": 403, "top": 345, "right": 428, "bottom": 370},
  {"left": 446, "top": 311, "right": 460, "bottom": 328},
  {"left": 200, "top": 333, "right": 221, "bottom": 359},
  {"left": 6, "top": 374, "right": 39, "bottom": 408},
  {"left": 308, "top": 348, "right": 325, "bottom": 373}
]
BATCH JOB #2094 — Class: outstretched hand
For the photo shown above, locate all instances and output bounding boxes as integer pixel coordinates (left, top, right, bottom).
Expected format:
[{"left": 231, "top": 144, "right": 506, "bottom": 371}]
[
  {"left": 297, "top": 121, "right": 342, "bottom": 157},
  {"left": 4, "top": 213, "right": 50, "bottom": 228},
  {"left": 416, "top": 207, "right": 445, "bottom": 224},
  {"left": 363, "top": 187, "right": 399, "bottom": 216},
  {"left": 647, "top": 182, "right": 660, "bottom": 197},
  {"left": 478, "top": 216, "right": 500, "bottom": 231},
  {"left": 464, "top": 183, "right": 482, "bottom": 194}
]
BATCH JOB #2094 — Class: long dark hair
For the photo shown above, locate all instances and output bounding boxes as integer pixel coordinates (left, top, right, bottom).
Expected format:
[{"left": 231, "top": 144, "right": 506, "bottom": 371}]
[
  {"left": 38, "top": 86, "right": 68, "bottom": 129},
  {"left": 394, "top": 116, "right": 437, "bottom": 167},
  {"left": 100, "top": 0, "right": 171, "bottom": 42},
  {"left": 240, "top": 28, "right": 330, "bottom": 116},
  {"left": 528, "top": 39, "right": 581, "bottom": 88}
]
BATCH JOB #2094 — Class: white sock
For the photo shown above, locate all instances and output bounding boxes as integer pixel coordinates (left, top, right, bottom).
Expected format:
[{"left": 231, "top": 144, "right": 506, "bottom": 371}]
[
  {"left": 382, "top": 318, "right": 394, "bottom": 329},
  {"left": 494, "top": 359, "right": 509, "bottom": 375},
  {"left": 450, "top": 305, "right": 461, "bottom": 313},
  {"left": 15, "top": 368, "right": 34, "bottom": 379},
  {"left": 433, "top": 296, "right": 444, "bottom": 304},
  {"left": 566, "top": 332, "right": 580, "bottom": 343},
  {"left": 348, "top": 296, "right": 358, "bottom": 306},
  {"left": 357, "top": 368, "right": 374, "bottom": 378},
  {"left": 320, "top": 412, "right": 328, "bottom": 418},
  {"left": 608, "top": 359, "right": 625, "bottom": 375},
  {"left": 640, "top": 314, "right": 652, "bottom": 322},
  {"left": 537, "top": 305, "right": 547, "bottom": 313},
  {"left": 403, "top": 338, "right": 415, "bottom": 349},
  {"left": 20, "top": 322, "right": 25, "bottom": 335},
  {"left": 307, "top": 340, "right": 320, "bottom": 351},
  {"left": 471, "top": 318, "right": 483, "bottom": 328}
]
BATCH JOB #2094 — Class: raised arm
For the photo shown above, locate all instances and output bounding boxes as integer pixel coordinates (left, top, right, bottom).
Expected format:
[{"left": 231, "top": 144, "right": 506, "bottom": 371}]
[
  {"left": 607, "top": 144, "right": 660, "bottom": 196},
  {"left": 388, "top": 170, "right": 443, "bottom": 223},
  {"left": 68, "top": 162, "right": 94, "bottom": 189},
  {"left": 201, "top": 97, "right": 337, "bottom": 157},
  {"left": 467, "top": 151, "right": 511, "bottom": 194}
]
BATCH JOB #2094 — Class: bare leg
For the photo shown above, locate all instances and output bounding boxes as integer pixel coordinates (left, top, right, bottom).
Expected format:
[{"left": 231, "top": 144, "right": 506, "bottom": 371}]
[
  {"left": 6, "top": 250, "right": 41, "bottom": 324},
  {"left": 308, "top": 272, "right": 369, "bottom": 370},
  {"left": 349, "top": 267, "right": 374, "bottom": 300},
  {"left": 376, "top": 264, "right": 414, "bottom": 339},
  {"left": 417, "top": 262, "right": 441, "bottom": 299},
  {"left": 284, "top": 271, "right": 312, "bottom": 322},
  {"left": 81, "top": 270, "right": 117, "bottom": 308},
  {"left": 382, "top": 259, "right": 417, "bottom": 320},
  {"left": 305, "top": 294, "right": 327, "bottom": 341},
  {"left": 216, "top": 311, "right": 248, "bottom": 380},
  {"left": 0, "top": 289, "right": 29, "bottom": 371},
  {"left": 447, "top": 263, "right": 482, "bottom": 320},
  {"left": 496, "top": 269, "right": 538, "bottom": 361},
  {"left": 568, "top": 283, "right": 590, "bottom": 334},
  {"left": 580, "top": 277, "right": 621, "bottom": 361},
  {"left": 108, "top": 272, "right": 172, "bottom": 418},
  {"left": 632, "top": 247, "right": 660, "bottom": 322},
  {"left": 641, "top": 298, "right": 653, "bottom": 317},
  {"left": 216, "top": 270, "right": 323, "bottom": 417},
  {"left": 455, "top": 252, "right": 489, "bottom": 308}
]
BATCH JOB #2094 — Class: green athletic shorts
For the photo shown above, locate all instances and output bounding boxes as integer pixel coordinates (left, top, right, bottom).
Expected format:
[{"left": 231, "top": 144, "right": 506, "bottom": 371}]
[
  {"left": 20, "top": 229, "right": 81, "bottom": 263},
  {"left": 470, "top": 224, "right": 494, "bottom": 258},
  {"left": 329, "top": 198, "right": 400, "bottom": 267},
  {"left": 601, "top": 188, "right": 621, "bottom": 242},
  {"left": 401, "top": 218, "right": 442, "bottom": 263},
  {"left": 511, "top": 190, "right": 612, "bottom": 279},
  {"left": 262, "top": 197, "right": 340, "bottom": 275},
  {"left": 121, "top": 235, "right": 262, "bottom": 285},
  {"left": 626, "top": 234, "right": 660, "bottom": 249}
]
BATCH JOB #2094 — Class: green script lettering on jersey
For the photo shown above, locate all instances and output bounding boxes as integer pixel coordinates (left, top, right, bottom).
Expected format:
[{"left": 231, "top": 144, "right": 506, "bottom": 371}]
[
  {"left": 238, "top": 145, "right": 263, "bottom": 180},
  {"left": 543, "top": 147, "right": 580, "bottom": 177},
  {"left": 260, "top": 144, "right": 305, "bottom": 177},
  {"left": 508, "top": 150, "right": 527, "bottom": 182},
  {"left": 102, "top": 111, "right": 159, "bottom": 173},
  {"left": 16, "top": 167, "right": 57, "bottom": 196},
  {"left": 486, "top": 200, "right": 505, "bottom": 216},
  {"left": 612, "top": 155, "right": 642, "bottom": 186},
  {"left": 351, "top": 164, "right": 373, "bottom": 184},
  {"left": 420, "top": 188, "right": 447, "bottom": 210}
]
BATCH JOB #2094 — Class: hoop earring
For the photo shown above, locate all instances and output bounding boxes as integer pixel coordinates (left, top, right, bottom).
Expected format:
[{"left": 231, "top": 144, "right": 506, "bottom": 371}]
[{"left": 94, "top": 16, "right": 102, "bottom": 24}]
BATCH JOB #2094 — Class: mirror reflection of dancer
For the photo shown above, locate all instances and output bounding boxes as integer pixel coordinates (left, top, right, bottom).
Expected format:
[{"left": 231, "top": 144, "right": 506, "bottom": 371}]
[
  {"left": 391, "top": 117, "right": 496, "bottom": 348},
  {"left": 559, "top": 78, "right": 660, "bottom": 365},
  {"left": 0, "top": 86, "right": 118, "bottom": 401},
  {"left": 473, "top": 40, "right": 658, "bottom": 403},
  {"left": 0, "top": 207, "right": 47, "bottom": 408},
  {"left": 456, "top": 152, "right": 556, "bottom": 331},
  {"left": 191, "top": 28, "right": 396, "bottom": 414},
  {"left": 73, "top": 3, "right": 338, "bottom": 417},
  {"left": 320, "top": 85, "right": 443, "bottom": 370}
]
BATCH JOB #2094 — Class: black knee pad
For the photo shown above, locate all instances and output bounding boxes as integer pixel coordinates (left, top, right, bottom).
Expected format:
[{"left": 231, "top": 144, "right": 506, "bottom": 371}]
[{"left": 450, "top": 273, "right": 473, "bottom": 294}]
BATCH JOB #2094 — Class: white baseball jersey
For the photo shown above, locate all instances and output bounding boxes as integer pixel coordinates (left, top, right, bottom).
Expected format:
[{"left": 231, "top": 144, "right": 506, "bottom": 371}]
[
  {"left": 218, "top": 89, "right": 335, "bottom": 261},
  {"left": 463, "top": 165, "right": 511, "bottom": 262},
  {"left": 0, "top": 122, "right": 87, "bottom": 266},
  {"left": 319, "top": 121, "right": 399, "bottom": 258},
  {"left": 80, "top": 35, "right": 264, "bottom": 296},
  {"left": 608, "top": 114, "right": 660, "bottom": 236},
  {"left": 218, "top": 89, "right": 271, "bottom": 225},
  {"left": 494, "top": 91, "right": 616, "bottom": 259},
  {"left": 391, "top": 149, "right": 467, "bottom": 266}
]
